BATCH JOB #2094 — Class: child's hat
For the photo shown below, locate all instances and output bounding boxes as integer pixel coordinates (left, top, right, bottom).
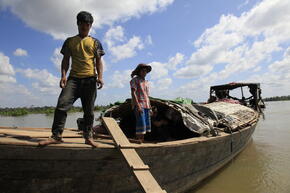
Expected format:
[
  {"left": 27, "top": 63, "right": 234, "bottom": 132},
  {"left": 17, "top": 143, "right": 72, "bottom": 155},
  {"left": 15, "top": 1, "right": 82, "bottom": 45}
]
[{"left": 134, "top": 63, "right": 152, "bottom": 73}]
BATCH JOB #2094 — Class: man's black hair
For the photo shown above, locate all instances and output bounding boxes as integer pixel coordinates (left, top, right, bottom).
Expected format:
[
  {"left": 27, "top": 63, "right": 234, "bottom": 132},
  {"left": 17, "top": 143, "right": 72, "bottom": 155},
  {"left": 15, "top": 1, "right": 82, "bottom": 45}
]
[{"left": 77, "top": 11, "right": 94, "bottom": 24}]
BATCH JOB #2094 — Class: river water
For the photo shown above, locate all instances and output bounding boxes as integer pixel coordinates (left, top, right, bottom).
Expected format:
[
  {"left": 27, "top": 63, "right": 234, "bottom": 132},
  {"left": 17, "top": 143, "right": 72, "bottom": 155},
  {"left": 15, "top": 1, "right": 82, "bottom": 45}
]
[
  {"left": 0, "top": 101, "right": 289, "bottom": 193},
  {"left": 193, "top": 101, "right": 290, "bottom": 193},
  {"left": 0, "top": 112, "right": 101, "bottom": 128}
]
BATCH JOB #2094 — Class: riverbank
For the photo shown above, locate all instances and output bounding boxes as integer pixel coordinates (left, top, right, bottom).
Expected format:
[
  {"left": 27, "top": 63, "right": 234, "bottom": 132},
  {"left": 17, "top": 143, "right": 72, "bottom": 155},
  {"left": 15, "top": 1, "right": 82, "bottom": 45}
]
[
  {"left": 264, "top": 95, "right": 290, "bottom": 101},
  {"left": 0, "top": 105, "right": 109, "bottom": 116}
]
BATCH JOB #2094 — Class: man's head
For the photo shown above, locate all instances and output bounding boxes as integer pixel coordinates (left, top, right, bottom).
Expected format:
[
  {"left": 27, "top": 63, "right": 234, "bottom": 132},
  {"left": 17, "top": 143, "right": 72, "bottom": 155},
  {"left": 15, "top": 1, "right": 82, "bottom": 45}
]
[{"left": 77, "top": 11, "right": 94, "bottom": 37}]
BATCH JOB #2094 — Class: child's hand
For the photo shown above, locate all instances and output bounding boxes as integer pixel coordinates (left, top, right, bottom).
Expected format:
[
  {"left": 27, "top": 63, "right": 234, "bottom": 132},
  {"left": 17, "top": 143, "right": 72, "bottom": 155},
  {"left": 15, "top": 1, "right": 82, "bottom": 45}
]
[
  {"left": 150, "top": 109, "right": 153, "bottom": 116},
  {"left": 137, "top": 105, "right": 143, "bottom": 114}
]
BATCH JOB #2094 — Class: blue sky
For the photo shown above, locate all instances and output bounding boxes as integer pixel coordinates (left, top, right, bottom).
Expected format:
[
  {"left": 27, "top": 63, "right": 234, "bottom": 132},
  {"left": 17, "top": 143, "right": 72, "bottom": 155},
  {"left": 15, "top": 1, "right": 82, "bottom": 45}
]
[{"left": 0, "top": 0, "right": 290, "bottom": 107}]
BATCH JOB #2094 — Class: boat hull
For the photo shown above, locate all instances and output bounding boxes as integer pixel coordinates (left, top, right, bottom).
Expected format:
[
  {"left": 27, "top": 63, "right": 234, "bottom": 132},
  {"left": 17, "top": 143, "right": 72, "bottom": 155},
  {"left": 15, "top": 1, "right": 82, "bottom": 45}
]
[{"left": 0, "top": 122, "right": 257, "bottom": 193}]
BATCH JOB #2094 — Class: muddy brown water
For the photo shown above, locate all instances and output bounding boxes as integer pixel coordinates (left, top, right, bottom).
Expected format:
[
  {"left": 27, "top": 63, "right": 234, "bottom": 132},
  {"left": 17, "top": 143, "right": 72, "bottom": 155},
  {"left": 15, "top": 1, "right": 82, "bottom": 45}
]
[{"left": 193, "top": 101, "right": 290, "bottom": 193}]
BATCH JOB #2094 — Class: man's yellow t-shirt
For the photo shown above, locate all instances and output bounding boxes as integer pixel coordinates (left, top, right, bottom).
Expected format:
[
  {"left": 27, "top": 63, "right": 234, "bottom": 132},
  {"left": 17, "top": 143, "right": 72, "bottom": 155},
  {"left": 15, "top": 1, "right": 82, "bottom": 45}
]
[{"left": 60, "top": 35, "right": 105, "bottom": 78}]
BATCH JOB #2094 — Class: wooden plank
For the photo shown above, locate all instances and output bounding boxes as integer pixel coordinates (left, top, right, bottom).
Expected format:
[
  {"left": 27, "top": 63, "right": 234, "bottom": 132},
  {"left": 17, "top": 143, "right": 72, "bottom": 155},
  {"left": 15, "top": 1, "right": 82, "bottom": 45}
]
[
  {"left": 96, "top": 134, "right": 142, "bottom": 144},
  {"left": 0, "top": 137, "right": 37, "bottom": 146},
  {"left": 119, "top": 144, "right": 136, "bottom": 148},
  {"left": 120, "top": 149, "right": 148, "bottom": 169},
  {"left": 0, "top": 136, "right": 115, "bottom": 148},
  {"left": 0, "top": 128, "right": 81, "bottom": 138},
  {"left": 101, "top": 117, "right": 166, "bottom": 193},
  {"left": 102, "top": 117, "right": 131, "bottom": 147},
  {"left": 0, "top": 126, "right": 77, "bottom": 131},
  {"left": 134, "top": 170, "right": 167, "bottom": 193}
]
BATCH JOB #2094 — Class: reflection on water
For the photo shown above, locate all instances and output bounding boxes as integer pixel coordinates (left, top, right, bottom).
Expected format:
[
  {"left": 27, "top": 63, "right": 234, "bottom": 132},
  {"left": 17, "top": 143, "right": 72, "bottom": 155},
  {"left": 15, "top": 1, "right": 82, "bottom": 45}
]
[
  {"left": 1, "top": 102, "right": 290, "bottom": 193},
  {"left": 193, "top": 101, "right": 290, "bottom": 193}
]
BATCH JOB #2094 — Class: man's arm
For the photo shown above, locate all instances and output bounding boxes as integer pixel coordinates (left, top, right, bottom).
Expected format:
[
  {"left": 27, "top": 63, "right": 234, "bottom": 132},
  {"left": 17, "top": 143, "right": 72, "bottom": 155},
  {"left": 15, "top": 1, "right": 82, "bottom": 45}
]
[
  {"left": 59, "top": 54, "right": 70, "bottom": 88},
  {"left": 95, "top": 57, "right": 104, "bottom": 89}
]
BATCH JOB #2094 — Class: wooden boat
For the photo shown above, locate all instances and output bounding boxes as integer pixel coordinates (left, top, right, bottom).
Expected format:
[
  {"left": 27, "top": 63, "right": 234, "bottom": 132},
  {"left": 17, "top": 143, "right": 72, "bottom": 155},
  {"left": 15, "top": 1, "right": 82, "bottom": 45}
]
[{"left": 0, "top": 83, "right": 264, "bottom": 193}]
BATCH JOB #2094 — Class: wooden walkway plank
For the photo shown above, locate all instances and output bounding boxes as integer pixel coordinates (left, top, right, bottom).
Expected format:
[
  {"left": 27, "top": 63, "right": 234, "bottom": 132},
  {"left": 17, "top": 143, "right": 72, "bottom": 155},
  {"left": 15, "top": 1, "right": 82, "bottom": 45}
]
[
  {"left": 134, "top": 170, "right": 167, "bottom": 193},
  {"left": 120, "top": 149, "right": 149, "bottom": 170},
  {"left": 101, "top": 117, "right": 131, "bottom": 147},
  {"left": 102, "top": 117, "right": 166, "bottom": 193}
]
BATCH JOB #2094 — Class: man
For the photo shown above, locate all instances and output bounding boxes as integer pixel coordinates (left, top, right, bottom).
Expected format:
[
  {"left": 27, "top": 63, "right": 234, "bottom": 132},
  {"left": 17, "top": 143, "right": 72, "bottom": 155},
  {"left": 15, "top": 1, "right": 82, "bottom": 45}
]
[{"left": 39, "top": 11, "right": 104, "bottom": 147}]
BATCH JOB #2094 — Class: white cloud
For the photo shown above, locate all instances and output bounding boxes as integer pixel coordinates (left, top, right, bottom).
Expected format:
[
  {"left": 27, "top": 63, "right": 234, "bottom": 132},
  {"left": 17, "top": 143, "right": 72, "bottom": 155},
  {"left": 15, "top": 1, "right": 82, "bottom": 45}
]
[
  {"left": 149, "top": 78, "right": 172, "bottom": 99},
  {"left": 0, "top": 52, "right": 16, "bottom": 83},
  {"left": 167, "top": 52, "right": 184, "bottom": 70},
  {"left": 145, "top": 35, "right": 153, "bottom": 45},
  {"left": 2, "top": 0, "right": 290, "bottom": 104},
  {"left": 149, "top": 61, "right": 168, "bottom": 80},
  {"left": 105, "top": 68, "right": 172, "bottom": 100},
  {"left": 148, "top": 52, "right": 185, "bottom": 80},
  {"left": 107, "top": 69, "right": 132, "bottom": 88},
  {"left": 215, "top": 39, "right": 281, "bottom": 80},
  {"left": 155, "top": 78, "right": 172, "bottom": 90},
  {"left": 0, "top": 83, "right": 31, "bottom": 96},
  {"left": 177, "top": 42, "right": 290, "bottom": 100},
  {"left": 246, "top": 72, "right": 290, "bottom": 97},
  {"left": 238, "top": 0, "right": 250, "bottom": 9},
  {"left": 0, "top": 52, "right": 15, "bottom": 75},
  {"left": 0, "top": 53, "right": 34, "bottom": 106},
  {"left": 174, "top": 75, "right": 217, "bottom": 102},
  {"left": 101, "top": 58, "right": 108, "bottom": 72},
  {"left": 146, "top": 53, "right": 185, "bottom": 80},
  {"left": 269, "top": 47, "right": 290, "bottom": 74},
  {"left": 17, "top": 68, "right": 59, "bottom": 94},
  {"left": 13, "top": 48, "right": 28, "bottom": 56},
  {"left": 174, "top": 64, "right": 213, "bottom": 79},
  {"left": 258, "top": 47, "right": 290, "bottom": 96},
  {"left": 51, "top": 47, "right": 62, "bottom": 71},
  {"left": 252, "top": 66, "right": 262, "bottom": 72},
  {"left": 104, "top": 26, "right": 125, "bottom": 47},
  {"left": 175, "top": 0, "right": 290, "bottom": 98},
  {"left": 0, "top": 83, "right": 35, "bottom": 107},
  {"left": 0, "top": 0, "right": 174, "bottom": 40},
  {"left": 104, "top": 26, "right": 146, "bottom": 62},
  {"left": 244, "top": 0, "right": 290, "bottom": 37},
  {"left": 31, "top": 82, "right": 58, "bottom": 94},
  {"left": 0, "top": 74, "right": 16, "bottom": 83},
  {"left": 110, "top": 36, "right": 144, "bottom": 62}
]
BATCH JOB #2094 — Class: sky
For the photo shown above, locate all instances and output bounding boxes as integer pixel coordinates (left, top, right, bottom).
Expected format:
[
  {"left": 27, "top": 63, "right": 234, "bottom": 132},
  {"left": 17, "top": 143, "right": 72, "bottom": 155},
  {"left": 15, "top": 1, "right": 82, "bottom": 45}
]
[{"left": 0, "top": 0, "right": 290, "bottom": 107}]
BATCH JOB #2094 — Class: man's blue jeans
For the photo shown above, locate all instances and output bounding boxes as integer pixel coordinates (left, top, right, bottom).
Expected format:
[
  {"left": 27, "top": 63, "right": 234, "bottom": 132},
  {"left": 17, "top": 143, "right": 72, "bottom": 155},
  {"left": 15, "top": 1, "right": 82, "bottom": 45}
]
[{"left": 51, "top": 76, "right": 97, "bottom": 140}]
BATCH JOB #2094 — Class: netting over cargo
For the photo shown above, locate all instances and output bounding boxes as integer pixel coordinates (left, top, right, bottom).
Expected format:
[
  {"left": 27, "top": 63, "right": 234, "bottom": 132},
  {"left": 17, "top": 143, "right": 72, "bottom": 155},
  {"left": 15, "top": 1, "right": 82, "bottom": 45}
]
[{"left": 100, "top": 98, "right": 258, "bottom": 142}]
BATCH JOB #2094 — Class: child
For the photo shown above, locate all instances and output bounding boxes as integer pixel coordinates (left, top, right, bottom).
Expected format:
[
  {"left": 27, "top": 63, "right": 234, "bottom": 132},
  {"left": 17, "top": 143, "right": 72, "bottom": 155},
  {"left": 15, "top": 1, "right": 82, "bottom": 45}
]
[{"left": 130, "top": 63, "right": 152, "bottom": 142}]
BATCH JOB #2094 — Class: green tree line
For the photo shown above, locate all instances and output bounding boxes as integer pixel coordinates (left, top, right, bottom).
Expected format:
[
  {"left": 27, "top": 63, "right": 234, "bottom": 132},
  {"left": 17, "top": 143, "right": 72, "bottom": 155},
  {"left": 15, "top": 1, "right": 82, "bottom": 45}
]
[
  {"left": 0, "top": 105, "right": 110, "bottom": 116},
  {"left": 264, "top": 95, "right": 290, "bottom": 102}
]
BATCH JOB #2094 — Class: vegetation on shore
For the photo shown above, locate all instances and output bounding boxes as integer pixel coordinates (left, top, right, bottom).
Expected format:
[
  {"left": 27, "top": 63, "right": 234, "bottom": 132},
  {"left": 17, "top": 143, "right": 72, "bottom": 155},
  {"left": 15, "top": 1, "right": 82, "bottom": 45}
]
[
  {"left": 0, "top": 105, "right": 110, "bottom": 117},
  {"left": 2, "top": 95, "right": 290, "bottom": 116},
  {"left": 264, "top": 95, "right": 290, "bottom": 102},
  {"left": 1, "top": 94, "right": 290, "bottom": 116}
]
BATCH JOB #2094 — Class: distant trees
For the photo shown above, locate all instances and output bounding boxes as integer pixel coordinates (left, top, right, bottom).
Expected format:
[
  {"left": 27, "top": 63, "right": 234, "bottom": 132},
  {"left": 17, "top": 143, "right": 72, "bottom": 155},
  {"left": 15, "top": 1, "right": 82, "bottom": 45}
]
[
  {"left": 2, "top": 95, "right": 289, "bottom": 116},
  {"left": 264, "top": 95, "right": 290, "bottom": 102},
  {"left": 0, "top": 105, "right": 110, "bottom": 116}
]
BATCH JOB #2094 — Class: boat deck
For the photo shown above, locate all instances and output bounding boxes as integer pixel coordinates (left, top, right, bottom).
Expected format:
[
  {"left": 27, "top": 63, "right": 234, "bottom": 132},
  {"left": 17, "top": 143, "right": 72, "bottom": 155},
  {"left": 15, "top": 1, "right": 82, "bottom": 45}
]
[
  {"left": 0, "top": 126, "right": 229, "bottom": 149},
  {"left": 0, "top": 126, "right": 116, "bottom": 148}
]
